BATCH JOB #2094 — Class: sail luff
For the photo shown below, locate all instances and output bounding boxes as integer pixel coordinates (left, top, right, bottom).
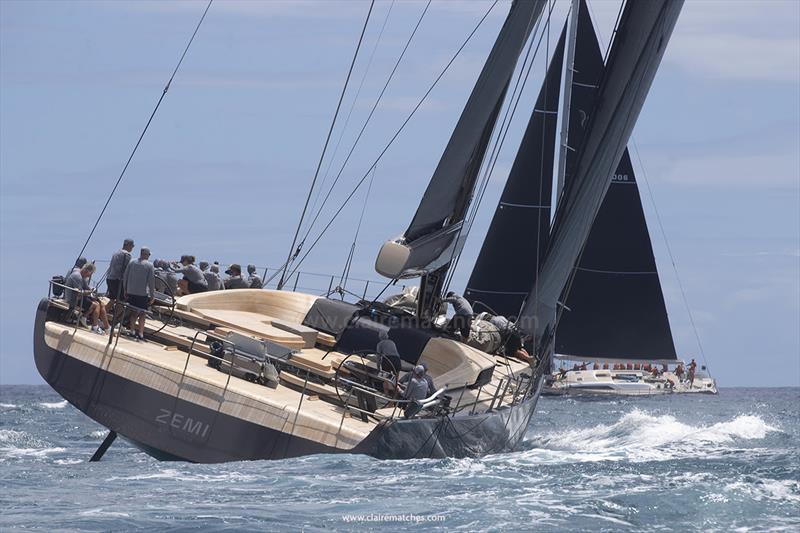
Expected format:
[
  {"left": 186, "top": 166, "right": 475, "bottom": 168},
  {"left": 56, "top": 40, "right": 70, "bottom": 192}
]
[
  {"left": 519, "top": 0, "right": 684, "bottom": 347},
  {"left": 555, "top": 0, "right": 580, "bottom": 198},
  {"left": 375, "top": 0, "right": 547, "bottom": 280},
  {"left": 464, "top": 25, "right": 567, "bottom": 318}
]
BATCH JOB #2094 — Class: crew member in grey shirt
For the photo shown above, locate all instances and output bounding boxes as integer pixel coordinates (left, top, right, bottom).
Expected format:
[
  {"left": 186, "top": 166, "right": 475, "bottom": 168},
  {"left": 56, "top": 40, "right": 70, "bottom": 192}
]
[
  {"left": 443, "top": 291, "right": 474, "bottom": 339},
  {"left": 206, "top": 264, "right": 225, "bottom": 291},
  {"left": 106, "top": 238, "right": 134, "bottom": 304},
  {"left": 65, "top": 262, "right": 109, "bottom": 334},
  {"left": 153, "top": 259, "right": 179, "bottom": 296},
  {"left": 123, "top": 247, "right": 156, "bottom": 341},
  {"left": 399, "top": 361, "right": 435, "bottom": 396},
  {"left": 247, "top": 264, "right": 263, "bottom": 289},
  {"left": 224, "top": 264, "right": 250, "bottom": 290},
  {"left": 174, "top": 255, "right": 208, "bottom": 294},
  {"left": 402, "top": 365, "right": 430, "bottom": 419}
]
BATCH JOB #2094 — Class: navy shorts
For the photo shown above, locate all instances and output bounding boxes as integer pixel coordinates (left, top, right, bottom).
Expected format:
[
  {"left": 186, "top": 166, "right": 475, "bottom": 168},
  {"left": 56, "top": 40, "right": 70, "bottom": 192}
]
[
  {"left": 127, "top": 294, "right": 149, "bottom": 312},
  {"left": 106, "top": 279, "right": 123, "bottom": 299}
]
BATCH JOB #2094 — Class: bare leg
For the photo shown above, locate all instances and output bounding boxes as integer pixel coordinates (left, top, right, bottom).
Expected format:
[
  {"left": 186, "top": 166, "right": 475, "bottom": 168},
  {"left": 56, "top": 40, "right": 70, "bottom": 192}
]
[
  {"left": 137, "top": 313, "right": 146, "bottom": 338},
  {"left": 98, "top": 305, "right": 110, "bottom": 329}
]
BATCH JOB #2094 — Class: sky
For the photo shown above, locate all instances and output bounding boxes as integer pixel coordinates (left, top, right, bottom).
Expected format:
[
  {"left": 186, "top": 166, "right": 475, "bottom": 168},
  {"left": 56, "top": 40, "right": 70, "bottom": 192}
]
[{"left": 1, "top": 0, "right": 798, "bottom": 386}]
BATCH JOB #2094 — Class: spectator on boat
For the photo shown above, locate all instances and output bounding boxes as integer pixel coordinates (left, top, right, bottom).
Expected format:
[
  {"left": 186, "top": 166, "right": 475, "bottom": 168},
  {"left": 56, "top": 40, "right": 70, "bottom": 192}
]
[
  {"left": 443, "top": 291, "right": 474, "bottom": 339},
  {"left": 662, "top": 363, "right": 669, "bottom": 373},
  {"left": 205, "top": 264, "right": 225, "bottom": 291},
  {"left": 124, "top": 247, "right": 155, "bottom": 342},
  {"left": 65, "top": 262, "right": 109, "bottom": 334},
  {"left": 247, "top": 264, "right": 263, "bottom": 289},
  {"left": 402, "top": 365, "right": 430, "bottom": 419},
  {"left": 675, "top": 363, "right": 685, "bottom": 381},
  {"left": 603, "top": 363, "right": 609, "bottom": 370},
  {"left": 651, "top": 366, "right": 660, "bottom": 377},
  {"left": 153, "top": 259, "right": 179, "bottom": 297},
  {"left": 224, "top": 264, "right": 250, "bottom": 290},
  {"left": 106, "top": 238, "right": 134, "bottom": 311},
  {"left": 688, "top": 359, "right": 697, "bottom": 386},
  {"left": 173, "top": 255, "right": 208, "bottom": 295},
  {"left": 593, "top": 362, "right": 600, "bottom": 370}
]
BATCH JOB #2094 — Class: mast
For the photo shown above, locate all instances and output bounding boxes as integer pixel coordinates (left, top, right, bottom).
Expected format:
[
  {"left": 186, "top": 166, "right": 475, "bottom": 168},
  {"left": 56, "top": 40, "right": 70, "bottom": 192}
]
[
  {"left": 374, "top": 0, "right": 547, "bottom": 320},
  {"left": 464, "top": 25, "right": 567, "bottom": 319},
  {"left": 518, "top": 0, "right": 684, "bottom": 353},
  {"left": 555, "top": 0, "right": 580, "bottom": 199}
]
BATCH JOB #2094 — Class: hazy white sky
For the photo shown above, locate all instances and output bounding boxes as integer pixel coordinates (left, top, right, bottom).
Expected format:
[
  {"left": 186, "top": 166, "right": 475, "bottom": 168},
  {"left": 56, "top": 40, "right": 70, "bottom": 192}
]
[{"left": 1, "top": 0, "right": 798, "bottom": 386}]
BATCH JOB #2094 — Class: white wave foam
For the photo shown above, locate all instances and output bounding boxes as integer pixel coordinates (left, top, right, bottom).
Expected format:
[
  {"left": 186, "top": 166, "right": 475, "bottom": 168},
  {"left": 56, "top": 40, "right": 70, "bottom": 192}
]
[
  {"left": 89, "top": 430, "right": 107, "bottom": 439},
  {"left": 0, "top": 429, "right": 65, "bottom": 461},
  {"left": 38, "top": 400, "right": 68, "bottom": 409},
  {"left": 526, "top": 409, "right": 779, "bottom": 463},
  {"left": 80, "top": 508, "right": 131, "bottom": 518},
  {"left": 0, "top": 403, "right": 18, "bottom": 409},
  {"left": 725, "top": 479, "right": 800, "bottom": 504}
]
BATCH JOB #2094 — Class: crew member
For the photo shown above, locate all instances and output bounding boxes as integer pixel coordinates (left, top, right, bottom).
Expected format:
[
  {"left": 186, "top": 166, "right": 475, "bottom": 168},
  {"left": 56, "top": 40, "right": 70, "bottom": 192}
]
[
  {"left": 443, "top": 291, "right": 474, "bottom": 339},
  {"left": 124, "top": 247, "right": 156, "bottom": 342},
  {"left": 247, "top": 264, "right": 263, "bottom": 289},
  {"left": 106, "top": 238, "right": 133, "bottom": 304},
  {"left": 688, "top": 358, "right": 697, "bottom": 387},
  {"left": 401, "top": 365, "right": 430, "bottom": 419},
  {"left": 174, "top": 255, "right": 208, "bottom": 294},
  {"left": 206, "top": 264, "right": 225, "bottom": 291},
  {"left": 224, "top": 264, "right": 250, "bottom": 289},
  {"left": 65, "top": 262, "right": 109, "bottom": 334}
]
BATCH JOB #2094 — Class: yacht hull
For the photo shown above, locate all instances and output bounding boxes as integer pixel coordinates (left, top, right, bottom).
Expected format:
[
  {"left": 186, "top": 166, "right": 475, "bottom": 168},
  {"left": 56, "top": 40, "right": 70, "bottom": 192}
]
[{"left": 34, "top": 299, "right": 540, "bottom": 462}]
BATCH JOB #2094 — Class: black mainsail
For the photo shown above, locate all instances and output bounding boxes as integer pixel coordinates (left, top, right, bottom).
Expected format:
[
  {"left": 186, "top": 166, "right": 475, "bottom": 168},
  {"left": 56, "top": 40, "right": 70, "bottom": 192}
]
[
  {"left": 554, "top": 1, "right": 677, "bottom": 360},
  {"left": 519, "top": 0, "right": 684, "bottom": 352},
  {"left": 464, "top": 26, "right": 567, "bottom": 318},
  {"left": 375, "top": 0, "right": 546, "bottom": 282}
]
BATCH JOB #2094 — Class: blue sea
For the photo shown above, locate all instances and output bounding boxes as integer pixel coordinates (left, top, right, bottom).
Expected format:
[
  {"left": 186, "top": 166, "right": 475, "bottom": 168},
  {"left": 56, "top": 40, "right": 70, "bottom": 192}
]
[{"left": 1, "top": 385, "right": 798, "bottom": 531}]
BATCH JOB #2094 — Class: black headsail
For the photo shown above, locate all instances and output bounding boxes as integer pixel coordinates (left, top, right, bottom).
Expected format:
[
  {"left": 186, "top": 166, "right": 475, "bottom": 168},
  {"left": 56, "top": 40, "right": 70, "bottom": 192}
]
[
  {"left": 554, "top": 0, "right": 677, "bottom": 360},
  {"left": 463, "top": 25, "right": 567, "bottom": 318},
  {"left": 375, "top": 0, "right": 547, "bottom": 319},
  {"left": 519, "top": 0, "right": 684, "bottom": 354}
]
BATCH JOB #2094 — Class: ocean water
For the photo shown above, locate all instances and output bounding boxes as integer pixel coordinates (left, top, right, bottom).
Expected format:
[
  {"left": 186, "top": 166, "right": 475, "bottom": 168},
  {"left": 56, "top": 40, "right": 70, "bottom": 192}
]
[{"left": 1, "top": 385, "right": 797, "bottom": 532}]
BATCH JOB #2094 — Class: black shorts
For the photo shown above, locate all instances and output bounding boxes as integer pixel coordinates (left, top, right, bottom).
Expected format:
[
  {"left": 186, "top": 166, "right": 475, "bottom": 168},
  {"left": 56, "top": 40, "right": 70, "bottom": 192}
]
[
  {"left": 185, "top": 279, "right": 208, "bottom": 294},
  {"left": 106, "top": 279, "right": 123, "bottom": 299},
  {"left": 127, "top": 294, "right": 149, "bottom": 311}
]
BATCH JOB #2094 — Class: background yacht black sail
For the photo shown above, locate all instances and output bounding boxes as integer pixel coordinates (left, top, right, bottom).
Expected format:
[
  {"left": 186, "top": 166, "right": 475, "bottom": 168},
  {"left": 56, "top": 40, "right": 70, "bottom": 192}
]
[
  {"left": 374, "top": 0, "right": 546, "bottom": 318},
  {"left": 519, "top": 0, "right": 684, "bottom": 354},
  {"left": 464, "top": 27, "right": 567, "bottom": 319},
  {"left": 554, "top": 1, "right": 677, "bottom": 360}
]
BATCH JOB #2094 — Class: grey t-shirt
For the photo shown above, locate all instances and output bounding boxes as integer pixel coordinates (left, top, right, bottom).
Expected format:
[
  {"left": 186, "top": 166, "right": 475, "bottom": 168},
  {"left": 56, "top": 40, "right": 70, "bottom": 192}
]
[
  {"left": 204, "top": 271, "right": 225, "bottom": 291},
  {"left": 248, "top": 274, "right": 263, "bottom": 289},
  {"left": 124, "top": 259, "right": 156, "bottom": 297},
  {"left": 399, "top": 372, "right": 435, "bottom": 396},
  {"left": 175, "top": 264, "right": 207, "bottom": 285},
  {"left": 443, "top": 295, "right": 474, "bottom": 317},
  {"left": 65, "top": 270, "right": 89, "bottom": 308},
  {"left": 224, "top": 276, "right": 250, "bottom": 290},
  {"left": 107, "top": 249, "right": 131, "bottom": 281},
  {"left": 489, "top": 315, "right": 510, "bottom": 332},
  {"left": 403, "top": 375, "right": 430, "bottom": 402}
]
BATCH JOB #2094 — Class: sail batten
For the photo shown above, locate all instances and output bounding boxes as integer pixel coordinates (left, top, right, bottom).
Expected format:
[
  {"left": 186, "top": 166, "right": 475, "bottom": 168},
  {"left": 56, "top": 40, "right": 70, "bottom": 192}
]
[
  {"left": 464, "top": 24, "right": 567, "bottom": 318},
  {"left": 376, "top": 0, "right": 547, "bottom": 280},
  {"left": 519, "top": 0, "right": 684, "bottom": 350}
]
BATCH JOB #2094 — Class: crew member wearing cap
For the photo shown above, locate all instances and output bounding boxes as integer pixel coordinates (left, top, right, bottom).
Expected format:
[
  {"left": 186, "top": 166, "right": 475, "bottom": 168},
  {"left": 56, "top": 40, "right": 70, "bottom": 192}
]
[
  {"left": 174, "top": 255, "right": 208, "bottom": 294},
  {"left": 153, "top": 259, "right": 179, "bottom": 296},
  {"left": 399, "top": 361, "right": 435, "bottom": 396},
  {"left": 402, "top": 365, "right": 430, "bottom": 419},
  {"left": 224, "top": 264, "right": 250, "bottom": 290},
  {"left": 123, "top": 247, "right": 155, "bottom": 342},
  {"left": 247, "top": 264, "right": 263, "bottom": 289}
]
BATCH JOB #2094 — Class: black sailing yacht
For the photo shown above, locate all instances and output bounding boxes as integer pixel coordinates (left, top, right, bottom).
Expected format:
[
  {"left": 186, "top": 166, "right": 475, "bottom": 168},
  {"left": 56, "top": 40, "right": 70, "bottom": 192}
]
[
  {"left": 465, "top": 0, "right": 715, "bottom": 396},
  {"left": 33, "top": 0, "right": 685, "bottom": 464}
]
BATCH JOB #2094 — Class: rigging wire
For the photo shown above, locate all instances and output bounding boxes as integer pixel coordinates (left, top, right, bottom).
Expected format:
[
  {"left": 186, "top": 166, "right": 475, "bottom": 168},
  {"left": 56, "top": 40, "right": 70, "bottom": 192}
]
[
  {"left": 632, "top": 143, "right": 710, "bottom": 370},
  {"left": 307, "top": 1, "right": 396, "bottom": 230},
  {"left": 338, "top": 164, "right": 377, "bottom": 294},
  {"left": 278, "top": 0, "right": 376, "bottom": 290},
  {"left": 284, "top": 0, "right": 501, "bottom": 279},
  {"left": 72, "top": 0, "right": 213, "bottom": 265},
  {"left": 296, "top": 0, "right": 433, "bottom": 254},
  {"left": 443, "top": 0, "right": 558, "bottom": 294}
]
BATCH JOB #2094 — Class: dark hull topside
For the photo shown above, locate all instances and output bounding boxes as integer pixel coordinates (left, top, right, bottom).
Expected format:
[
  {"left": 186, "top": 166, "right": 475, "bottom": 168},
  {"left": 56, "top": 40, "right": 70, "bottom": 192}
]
[{"left": 34, "top": 298, "right": 541, "bottom": 463}]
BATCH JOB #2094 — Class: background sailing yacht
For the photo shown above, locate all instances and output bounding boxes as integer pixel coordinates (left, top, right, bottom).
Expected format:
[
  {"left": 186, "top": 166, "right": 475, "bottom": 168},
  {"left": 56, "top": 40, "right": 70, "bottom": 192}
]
[{"left": 463, "top": 0, "right": 713, "bottom": 394}]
